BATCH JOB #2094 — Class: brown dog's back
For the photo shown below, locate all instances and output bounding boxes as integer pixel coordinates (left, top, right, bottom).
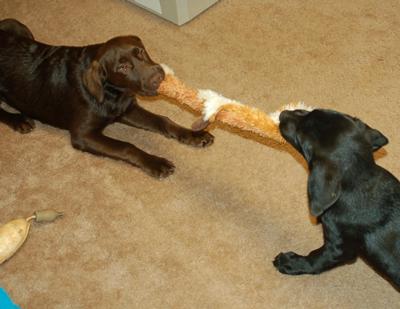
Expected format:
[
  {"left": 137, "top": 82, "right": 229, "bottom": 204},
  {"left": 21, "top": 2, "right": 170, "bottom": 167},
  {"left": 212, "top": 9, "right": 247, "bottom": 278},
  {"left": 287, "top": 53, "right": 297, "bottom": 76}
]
[{"left": 0, "top": 18, "right": 34, "bottom": 39}]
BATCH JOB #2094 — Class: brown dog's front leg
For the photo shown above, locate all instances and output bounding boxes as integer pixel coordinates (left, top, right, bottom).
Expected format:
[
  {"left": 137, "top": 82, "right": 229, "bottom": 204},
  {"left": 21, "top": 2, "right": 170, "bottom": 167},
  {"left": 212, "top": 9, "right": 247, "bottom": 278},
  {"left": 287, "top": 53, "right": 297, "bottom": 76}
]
[
  {"left": 71, "top": 132, "right": 175, "bottom": 178},
  {"left": 119, "top": 104, "right": 214, "bottom": 147}
]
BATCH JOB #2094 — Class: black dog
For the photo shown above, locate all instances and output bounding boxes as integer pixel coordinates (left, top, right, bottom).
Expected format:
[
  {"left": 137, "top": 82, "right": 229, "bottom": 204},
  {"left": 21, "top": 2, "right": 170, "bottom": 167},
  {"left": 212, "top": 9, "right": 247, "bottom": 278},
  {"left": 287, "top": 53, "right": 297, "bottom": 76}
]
[
  {"left": 273, "top": 109, "right": 400, "bottom": 291},
  {"left": 0, "top": 19, "right": 213, "bottom": 178}
]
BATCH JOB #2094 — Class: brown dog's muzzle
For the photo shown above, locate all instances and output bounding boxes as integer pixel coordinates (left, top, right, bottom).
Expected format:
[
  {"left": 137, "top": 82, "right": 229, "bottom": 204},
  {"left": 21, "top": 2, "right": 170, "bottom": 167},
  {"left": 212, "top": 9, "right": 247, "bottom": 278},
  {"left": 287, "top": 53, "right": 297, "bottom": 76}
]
[{"left": 142, "top": 65, "right": 165, "bottom": 95}]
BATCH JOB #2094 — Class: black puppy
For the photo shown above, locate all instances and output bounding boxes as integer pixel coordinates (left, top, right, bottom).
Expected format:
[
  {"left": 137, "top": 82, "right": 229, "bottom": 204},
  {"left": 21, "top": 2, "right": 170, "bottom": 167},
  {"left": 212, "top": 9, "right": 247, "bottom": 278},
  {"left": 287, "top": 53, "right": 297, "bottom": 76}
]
[
  {"left": 273, "top": 108, "right": 400, "bottom": 291},
  {"left": 0, "top": 19, "right": 213, "bottom": 178}
]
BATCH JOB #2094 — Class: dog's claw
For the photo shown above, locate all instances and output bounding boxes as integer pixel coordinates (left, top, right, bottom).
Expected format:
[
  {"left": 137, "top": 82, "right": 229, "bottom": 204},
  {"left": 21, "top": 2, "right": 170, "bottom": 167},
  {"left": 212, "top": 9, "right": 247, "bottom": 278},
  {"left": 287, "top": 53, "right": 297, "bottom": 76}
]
[
  {"left": 143, "top": 156, "right": 175, "bottom": 179},
  {"left": 12, "top": 115, "right": 35, "bottom": 134},
  {"left": 200, "top": 132, "right": 214, "bottom": 147},
  {"left": 179, "top": 131, "right": 214, "bottom": 148},
  {"left": 273, "top": 251, "right": 305, "bottom": 275}
]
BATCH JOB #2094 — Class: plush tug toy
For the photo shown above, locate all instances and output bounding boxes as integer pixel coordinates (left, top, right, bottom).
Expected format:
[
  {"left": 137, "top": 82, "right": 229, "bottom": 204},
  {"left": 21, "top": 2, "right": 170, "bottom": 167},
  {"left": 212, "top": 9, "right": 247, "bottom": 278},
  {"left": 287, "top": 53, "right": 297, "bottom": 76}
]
[
  {"left": 0, "top": 209, "right": 63, "bottom": 264},
  {"left": 158, "top": 64, "right": 313, "bottom": 143}
]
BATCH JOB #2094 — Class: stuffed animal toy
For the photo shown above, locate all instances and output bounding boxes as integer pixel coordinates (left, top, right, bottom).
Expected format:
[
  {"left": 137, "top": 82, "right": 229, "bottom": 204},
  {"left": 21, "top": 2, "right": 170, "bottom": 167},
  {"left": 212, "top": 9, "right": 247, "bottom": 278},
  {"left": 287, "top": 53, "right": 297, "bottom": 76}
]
[
  {"left": 157, "top": 64, "right": 313, "bottom": 143},
  {"left": 0, "top": 209, "right": 63, "bottom": 264}
]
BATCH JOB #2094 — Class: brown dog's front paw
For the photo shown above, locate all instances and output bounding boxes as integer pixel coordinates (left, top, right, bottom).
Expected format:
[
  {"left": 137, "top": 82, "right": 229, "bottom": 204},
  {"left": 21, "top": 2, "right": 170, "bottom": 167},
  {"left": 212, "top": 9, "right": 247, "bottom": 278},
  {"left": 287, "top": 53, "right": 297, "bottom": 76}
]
[
  {"left": 12, "top": 115, "right": 35, "bottom": 134},
  {"left": 179, "top": 130, "right": 214, "bottom": 148},
  {"left": 142, "top": 156, "right": 175, "bottom": 179}
]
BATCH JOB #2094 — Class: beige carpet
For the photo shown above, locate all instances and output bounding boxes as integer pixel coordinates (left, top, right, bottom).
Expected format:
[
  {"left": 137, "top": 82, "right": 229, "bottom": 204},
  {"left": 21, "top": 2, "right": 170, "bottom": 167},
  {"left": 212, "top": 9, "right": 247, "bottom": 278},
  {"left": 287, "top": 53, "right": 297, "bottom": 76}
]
[{"left": 1, "top": 0, "right": 400, "bottom": 308}]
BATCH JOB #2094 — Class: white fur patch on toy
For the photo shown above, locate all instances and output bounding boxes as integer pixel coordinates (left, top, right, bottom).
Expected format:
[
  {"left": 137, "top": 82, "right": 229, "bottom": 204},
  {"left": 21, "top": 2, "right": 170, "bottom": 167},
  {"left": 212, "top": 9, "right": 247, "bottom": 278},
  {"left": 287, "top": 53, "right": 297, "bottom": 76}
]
[
  {"left": 198, "top": 90, "right": 313, "bottom": 124},
  {"left": 160, "top": 63, "right": 175, "bottom": 76},
  {"left": 198, "top": 89, "right": 242, "bottom": 121},
  {"left": 269, "top": 102, "right": 314, "bottom": 124}
]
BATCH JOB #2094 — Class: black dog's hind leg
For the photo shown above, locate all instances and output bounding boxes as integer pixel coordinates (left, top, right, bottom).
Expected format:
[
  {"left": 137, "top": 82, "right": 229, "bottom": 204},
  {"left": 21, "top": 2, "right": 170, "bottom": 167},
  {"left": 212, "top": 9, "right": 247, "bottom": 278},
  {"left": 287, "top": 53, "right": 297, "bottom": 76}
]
[
  {"left": 0, "top": 107, "right": 35, "bottom": 134},
  {"left": 119, "top": 103, "right": 214, "bottom": 148},
  {"left": 369, "top": 257, "right": 400, "bottom": 291},
  {"left": 273, "top": 216, "right": 357, "bottom": 275},
  {"left": 363, "top": 229, "right": 400, "bottom": 290}
]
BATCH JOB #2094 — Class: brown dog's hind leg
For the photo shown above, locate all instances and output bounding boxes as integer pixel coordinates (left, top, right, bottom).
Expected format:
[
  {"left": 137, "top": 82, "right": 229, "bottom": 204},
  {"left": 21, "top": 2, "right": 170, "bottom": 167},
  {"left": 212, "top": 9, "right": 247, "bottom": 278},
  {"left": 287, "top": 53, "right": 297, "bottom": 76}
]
[{"left": 0, "top": 107, "right": 35, "bottom": 134}]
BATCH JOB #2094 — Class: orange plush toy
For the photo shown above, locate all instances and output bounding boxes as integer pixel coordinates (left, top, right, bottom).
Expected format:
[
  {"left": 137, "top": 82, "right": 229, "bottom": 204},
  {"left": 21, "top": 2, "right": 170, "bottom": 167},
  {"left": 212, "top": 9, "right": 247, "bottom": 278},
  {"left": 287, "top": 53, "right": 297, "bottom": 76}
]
[{"left": 157, "top": 64, "right": 312, "bottom": 144}]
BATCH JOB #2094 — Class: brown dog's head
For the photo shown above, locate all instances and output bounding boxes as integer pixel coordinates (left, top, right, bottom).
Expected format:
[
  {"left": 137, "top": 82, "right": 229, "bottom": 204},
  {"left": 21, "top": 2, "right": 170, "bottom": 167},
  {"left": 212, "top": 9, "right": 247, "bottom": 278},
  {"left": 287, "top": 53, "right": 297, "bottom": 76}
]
[
  {"left": 83, "top": 36, "right": 164, "bottom": 102},
  {"left": 279, "top": 109, "right": 388, "bottom": 216}
]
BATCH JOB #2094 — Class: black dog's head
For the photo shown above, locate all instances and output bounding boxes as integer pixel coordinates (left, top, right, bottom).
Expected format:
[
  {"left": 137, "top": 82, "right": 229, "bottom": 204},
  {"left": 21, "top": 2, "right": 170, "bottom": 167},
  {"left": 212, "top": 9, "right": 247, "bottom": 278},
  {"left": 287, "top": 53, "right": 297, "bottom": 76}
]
[
  {"left": 83, "top": 36, "right": 165, "bottom": 102},
  {"left": 279, "top": 109, "right": 388, "bottom": 217}
]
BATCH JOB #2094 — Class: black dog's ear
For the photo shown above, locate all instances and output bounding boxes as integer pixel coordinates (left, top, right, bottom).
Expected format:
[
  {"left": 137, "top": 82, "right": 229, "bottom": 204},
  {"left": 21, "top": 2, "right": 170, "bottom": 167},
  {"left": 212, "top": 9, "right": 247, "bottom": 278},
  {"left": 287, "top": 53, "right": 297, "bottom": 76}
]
[
  {"left": 300, "top": 138, "right": 313, "bottom": 162},
  {"left": 83, "top": 61, "right": 105, "bottom": 102},
  {"left": 308, "top": 159, "right": 341, "bottom": 217},
  {"left": 366, "top": 126, "right": 388, "bottom": 151}
]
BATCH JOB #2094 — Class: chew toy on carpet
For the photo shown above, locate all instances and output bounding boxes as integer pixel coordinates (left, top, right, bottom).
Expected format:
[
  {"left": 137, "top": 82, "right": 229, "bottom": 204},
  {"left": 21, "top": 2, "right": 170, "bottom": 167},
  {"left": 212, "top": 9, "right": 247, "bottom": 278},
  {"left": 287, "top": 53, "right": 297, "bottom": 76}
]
[
  {"left": 157, "top": 64, "right": 313, "bottom": 144},
  {"left": 0, "top": 209, "right": 63, "bottom": 264}
]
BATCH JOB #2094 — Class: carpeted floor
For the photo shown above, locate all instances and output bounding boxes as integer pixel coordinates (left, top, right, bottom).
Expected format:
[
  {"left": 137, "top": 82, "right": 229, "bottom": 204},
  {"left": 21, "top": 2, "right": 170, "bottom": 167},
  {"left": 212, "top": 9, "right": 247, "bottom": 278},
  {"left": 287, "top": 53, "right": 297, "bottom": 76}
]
[{"left": 1, "top": 0, "right": 400, "bottom": 308}]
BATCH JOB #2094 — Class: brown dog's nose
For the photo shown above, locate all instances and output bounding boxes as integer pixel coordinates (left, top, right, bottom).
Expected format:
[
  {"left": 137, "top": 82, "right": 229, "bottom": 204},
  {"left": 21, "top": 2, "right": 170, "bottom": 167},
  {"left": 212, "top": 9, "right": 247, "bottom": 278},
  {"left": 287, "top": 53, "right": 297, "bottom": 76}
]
[
  {"left": 149, "top": 66, "right": 165, "bottom": 89},
  {"left": 150, "top": 73, "right": 163, "bottom": 89}
]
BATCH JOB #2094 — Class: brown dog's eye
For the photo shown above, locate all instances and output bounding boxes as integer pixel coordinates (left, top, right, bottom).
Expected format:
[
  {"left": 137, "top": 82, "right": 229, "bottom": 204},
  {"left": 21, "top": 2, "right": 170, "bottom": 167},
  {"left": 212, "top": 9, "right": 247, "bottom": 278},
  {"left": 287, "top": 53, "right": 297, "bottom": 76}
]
[
  {"left": 134, "top": 48, "right": 145, "bottom": 61},
  {"left": 117, "top": 62, "right": 132, "bottom": 74}
]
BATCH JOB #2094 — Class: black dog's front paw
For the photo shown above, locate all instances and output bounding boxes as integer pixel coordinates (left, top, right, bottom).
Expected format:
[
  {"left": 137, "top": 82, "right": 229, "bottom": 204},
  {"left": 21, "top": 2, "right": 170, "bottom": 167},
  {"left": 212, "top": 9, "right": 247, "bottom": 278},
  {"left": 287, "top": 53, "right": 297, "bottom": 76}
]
[
  {"left": 142, "top": 156, "right": 175, "bottom": 179},
  {"left": 178, "top": 130, "right": 214, "bottom": 148},
  {"left": 273, "top": 251, "right": 310, "bottom": 275}
]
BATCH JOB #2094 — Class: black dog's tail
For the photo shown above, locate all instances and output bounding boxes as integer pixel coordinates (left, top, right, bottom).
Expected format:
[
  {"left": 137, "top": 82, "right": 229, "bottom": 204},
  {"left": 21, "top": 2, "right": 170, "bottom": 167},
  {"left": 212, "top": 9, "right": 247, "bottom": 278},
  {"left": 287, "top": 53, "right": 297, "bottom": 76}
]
[{"left": 0, "top": 18, "right": 34, "bottom": 40}]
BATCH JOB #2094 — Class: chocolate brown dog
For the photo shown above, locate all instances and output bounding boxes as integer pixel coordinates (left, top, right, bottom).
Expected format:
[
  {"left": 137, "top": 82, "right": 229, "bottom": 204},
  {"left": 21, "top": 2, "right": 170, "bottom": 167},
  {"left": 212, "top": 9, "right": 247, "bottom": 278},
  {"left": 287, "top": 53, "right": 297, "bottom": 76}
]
[
  {"left": 0, "top": 19, "right": 213, "bottom": 178},
  {"left": 273, "top": 109, "right": 400, "bottom": 291}
]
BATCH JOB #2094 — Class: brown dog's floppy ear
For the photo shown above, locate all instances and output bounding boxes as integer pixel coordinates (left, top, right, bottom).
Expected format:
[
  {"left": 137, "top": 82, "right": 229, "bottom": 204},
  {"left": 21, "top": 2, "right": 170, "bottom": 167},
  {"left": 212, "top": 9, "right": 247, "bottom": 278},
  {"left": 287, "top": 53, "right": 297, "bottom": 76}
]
[
  {"left": 82, "top": 61, "right": 105, "bottom": 102},
  {"left": 308, "top": 159, "right": 341, "bottom": 217}
]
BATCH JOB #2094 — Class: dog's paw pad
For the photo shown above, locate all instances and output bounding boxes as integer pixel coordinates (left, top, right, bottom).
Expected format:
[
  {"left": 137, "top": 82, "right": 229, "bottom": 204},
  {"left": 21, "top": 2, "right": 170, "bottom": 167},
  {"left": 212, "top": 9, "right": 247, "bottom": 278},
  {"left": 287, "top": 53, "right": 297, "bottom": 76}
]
[
  {"left": 144, "top": 156, "right": 175, "bottom": 179},
  {"left": 198, "top": 132, "right": 214, "bottom": 147},
  {"left": 180, "top": 131, "right": 214, "bottom": 148},
  {"left": 13, "top": 116, "right": 35, "bottom": 134},
  {"left": 273, "top": 252, "right": 302, "bottom": 275}
]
